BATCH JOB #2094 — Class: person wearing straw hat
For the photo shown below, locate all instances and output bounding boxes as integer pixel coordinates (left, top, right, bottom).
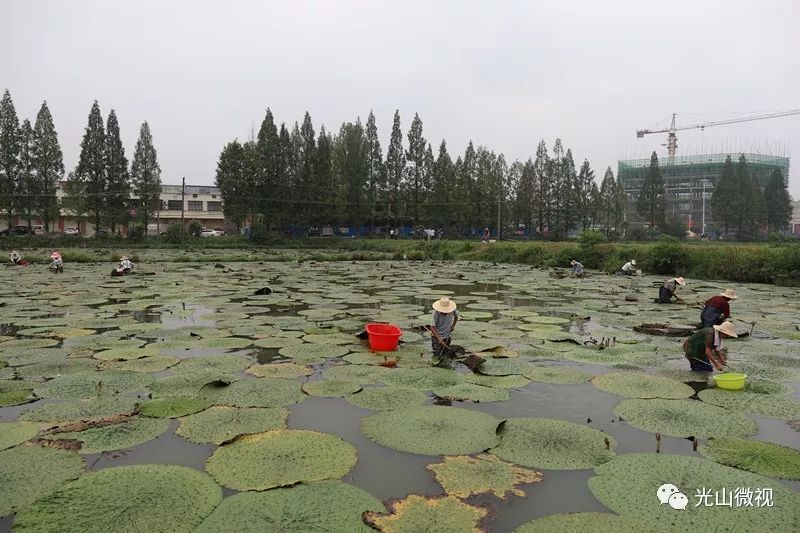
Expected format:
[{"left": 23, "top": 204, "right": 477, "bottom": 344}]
[
  {"left": 48, "top": 251, "right": 63, "bottom": 273},
  {"left": 119, "top": 255, "right": 134, "bottom": 273},
  {"left": 682, "top": 320, "right": 737, "bottom": 372},
  {"left": 658, "top": 277, "right": 686, "bottom": 304},
  {"left": 620, "top": 259, "right": 637, "bottom": 276},
  {"left": 430, "top": 297, "right": 459, "bottom": 367},
  {"left": 570, "top": 259, "right": 584, "bottom": 277},
  {"left": 700, "top": 289, "right": 737, "bottom": 327},
  {"left": 10, "top": 250, "right": 22, "bottom": 265}
]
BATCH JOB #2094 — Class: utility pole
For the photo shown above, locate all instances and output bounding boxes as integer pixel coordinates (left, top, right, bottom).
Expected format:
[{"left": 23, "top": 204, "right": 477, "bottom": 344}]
[
  {"left": 156, "top": 183, "right": 161, "bottom": 238},
  {"left": 180, "top": 176, "right": 185, "bottom": 243},
  {"left": 496, "top": 200, "right": 501, "bottom": 240}
]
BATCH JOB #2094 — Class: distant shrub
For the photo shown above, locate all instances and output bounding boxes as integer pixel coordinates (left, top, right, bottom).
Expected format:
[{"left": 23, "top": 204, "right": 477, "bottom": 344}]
[
  {"left": 126, "top": 225, "right": 144, "bottom": 242},
  {"left": 647, "top": 236, "right": 690, "bottom": 275},
  {"left": 165, "top": 224, "right": 184, "bottom": 244},
  {"left": 187, "top": 221, "right": 203, "bottom": 238}
]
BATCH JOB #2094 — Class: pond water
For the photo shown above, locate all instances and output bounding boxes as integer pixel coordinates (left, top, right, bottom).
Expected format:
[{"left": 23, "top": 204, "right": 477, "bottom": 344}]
[{"left": 1, "top": 259, "right": 799, "bottom": 531}]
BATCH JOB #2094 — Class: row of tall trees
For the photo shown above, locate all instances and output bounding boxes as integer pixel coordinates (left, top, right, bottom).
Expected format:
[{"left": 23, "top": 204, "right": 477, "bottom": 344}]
[
  {"left": 0, "top": 89, "right": 162, "bottom": 234},
  {"left": 216, "top": 109, "right": 629, "bottom": 238}
]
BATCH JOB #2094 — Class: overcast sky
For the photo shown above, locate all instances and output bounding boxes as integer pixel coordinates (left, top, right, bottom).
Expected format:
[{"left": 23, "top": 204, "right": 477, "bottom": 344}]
[{"left": 2, "top": 0, "right": 799, "bottom": 195}]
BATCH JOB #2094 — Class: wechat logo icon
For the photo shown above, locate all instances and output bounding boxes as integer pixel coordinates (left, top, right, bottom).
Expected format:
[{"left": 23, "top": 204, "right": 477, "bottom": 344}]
[{"left": 657, "top": 484, "right": 688, "bottom": 510}]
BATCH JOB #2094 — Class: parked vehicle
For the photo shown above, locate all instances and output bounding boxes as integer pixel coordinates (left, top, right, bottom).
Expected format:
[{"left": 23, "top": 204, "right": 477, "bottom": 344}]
[
  {"left": 32, "top": 225, "right": 45, "bottom": 235},
  {"left": 64, "top": 227, "right": 80, "bottom": 236},
  {"left": 200, "top": 228, "right": 222, "bottom": 237},
  {"left": 93, "top": 228, "right": 110, "bottom": 237},
  {"left": 0, "top": 225, "right": 33, "bottom": 236}
]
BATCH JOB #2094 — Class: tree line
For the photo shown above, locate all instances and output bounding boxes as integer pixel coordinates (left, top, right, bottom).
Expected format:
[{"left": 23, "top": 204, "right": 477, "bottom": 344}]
[
  {"left": 215, "top": 109, "right": 630, "bottom": 239},
  {"left": 0, "top": 89, "right": 162, "bottom": 234},
  {"left": 635, "top": 151, "right": 793, "bottom": 238}
]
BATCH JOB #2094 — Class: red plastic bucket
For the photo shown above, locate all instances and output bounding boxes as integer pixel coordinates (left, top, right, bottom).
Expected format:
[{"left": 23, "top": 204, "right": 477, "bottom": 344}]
[{"left": 364, "top": 323, "right": 403, "bottom": 351}]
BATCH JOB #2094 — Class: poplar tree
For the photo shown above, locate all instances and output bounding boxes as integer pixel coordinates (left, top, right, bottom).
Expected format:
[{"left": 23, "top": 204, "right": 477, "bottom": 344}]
[
  {"left": 276, "top": 123, "right": 292, "bottom": 227},
  {"left": 130, "top": 121, "right": 161, "bottom": 236},
  {"left": 576, "top": 159, "right": 595, "bottom": 230},
  {"left": 711, "top": 155, "right": 736, "bottom": 235},
  {"left": 431, "top": 140, "right": 455, "bottom": 230},
  {"left": 297, "top": 112, "right": 316, "bottom": 224},
  {"left": 214, "top": 140, "right": 247, "bottom": 229},
  {"left": 315, "top": 125, "right": 334, "bottom": 225},
  {"left": 733, "top": 155, "right": 764, "bottom": 237},
  {"left": 598, "top": 167, "right": 617, "bottom": 237},
  {"left": 0, "top": 89, "right": 20, "bottom": 225},
  {"left": 32, "top": 101, "right": 64, "bottom": 231},
  {"left": 104, "top": 110, "right": 129, "bottom": 233},
  {"left": 385, "top": 110, "right": 405, "bottom": 221},
  {"left": 422, "top": 143, "right": 435, "bottom": 225},
  {"left": 333, "top": 121, "right": 367, "bottom": 226},
  {"left": 514, "top": 159, "right": 535, "bottom": 229},
  {"left": 762, "top": 169, "right": 792, "bottom": 233},
  {"left": 256, "top": 108, "right": 280, "bottom": 224},
  {"left": 364, "top": 110, "right": 384, "bottom": 226},
  {"left": 68, "top": 101, "right": 106, "bottom": 232},
  {"left": 406, "top": 113, "right": 426, "bottom": 223},
  {"left": 532, "top": 140, "right": 550, "bottom": 234},
  {"left": 636, "top": 151, "right": 665, "bottom": 235},
  {"left": 17, "top": 120, "right": 38, "bottom": 229}
]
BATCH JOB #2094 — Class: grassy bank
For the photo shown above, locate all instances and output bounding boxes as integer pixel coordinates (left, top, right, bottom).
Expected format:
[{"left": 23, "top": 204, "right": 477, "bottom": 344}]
[{"left": 2, "top": 236, "right": 798, "bottom": 285}]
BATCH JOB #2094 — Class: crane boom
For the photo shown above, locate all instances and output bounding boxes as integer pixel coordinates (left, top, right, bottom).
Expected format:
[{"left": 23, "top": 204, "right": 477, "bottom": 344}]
[{"left": 635, "top": 109, "right": 800, "bottom": 162}]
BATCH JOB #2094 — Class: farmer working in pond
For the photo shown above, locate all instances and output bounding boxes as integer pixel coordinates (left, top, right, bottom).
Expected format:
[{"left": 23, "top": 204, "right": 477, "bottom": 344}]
[
  {"left": 115, "top": 255, "right": 134, "bottom": 275},
  {"left": 658, "top": 277, "right": 685, "bottom": 304},
  {"left": 10, "top": 250, "right": 22, "bottom": 265},
  {"left": 570, "top": 259, "right": 584, "bottom": 277},
  {"left": 430, "top": 297, "right": 459, "bottom": 367},
  {"left": 620, "top": 259, "right": 637, "bottom": 276},
  {"left": 682, "top": 320, "right": 737, "bottom": 372},
  {"left": 48, "top": 251, "right": 63, "bottom": 273},
  {"left": 700, "top": 289, "right": 737, "bottom": 327}
]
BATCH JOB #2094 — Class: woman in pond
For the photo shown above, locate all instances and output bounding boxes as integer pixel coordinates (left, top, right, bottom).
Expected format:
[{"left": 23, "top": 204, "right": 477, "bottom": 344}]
[
  {"left": 570, "top": 259, "right": 584, "bottom": 277},
  {"left": 430, "top": 297, "right": 459, "bottom": 367},
  {"left": 10, "top": 250, "right": 22, "bottom": 265},
  {"left": 658, "top": 277, "right": 685, "bottom": 303},
  {"left": 48, "top": 251, "right": 63, "bottom": 273},
  {"left": 682, "top": 320, "right": 737, "bottom": 371},
  {"left": 700, "top": 289, "right": 736, "bottom": 326}
]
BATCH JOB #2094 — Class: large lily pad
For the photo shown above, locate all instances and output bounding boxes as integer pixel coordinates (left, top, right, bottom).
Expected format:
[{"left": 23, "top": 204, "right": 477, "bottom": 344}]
[
  {"left": 592, "top": 372, "right": 694, "bottom": 399},
  {"left": 514, "top": 513, "right": 650, "bottom": 533},
  {"left": 432, "top": 383, "right": 510, "bottom": 403},
  {"left": 491, "top": 418, "right": 615, "bottom": 470},
  {"left": 0, "top": 422, "right": 39, "bottom": 451},
  {"left": 140, "top": 395, "right": 213, "bottom": 418},
  {"left": 465, "top": 373, "right": 532, "bottom": 388},
  {"left": 588, "top": 453, "right": 800, "bottom": 532},
  {"left": 428, "top": 454, "right": 541, "bottom": 498},
  {"left": 361, "top": 406, "right": 500, "bottom": 455},
  {"left": 323, "top": 364, "right": 390, "bottom": 384},
  {"left": 101, "top": 355, "right": 179, "bottom": 373},
  {"left": 205, "top": 429, "right": 357, "bottom": 490},
  {"left": 478, "top": 358, "right": 533, "bottom": 376},
  {"left": 302, "top": 379, "right": 362, "bottom": 398},
  {"left": 172, "top": 354, "right": 252, "bottom": 374},
  {"left": 147, "top": 371, "right": 239, "bottom": 397},
  {"left": 524, "top": 366, "right": 592, "bottom": 385},
  {"left": 194, "top": 480, "right": 384, "bottom": 533},
  {"left": 0, "top": 445, "right": 85, "bottom": 517},
  {"left": 699, "top": 438, "right": 800, "bottom": 480},
  {"left": 13, "top": 464, "right": 222, "bottom": 533},
  {"left": 33, "top": 371, "right": 154, "bottom": 400},
  {"left": 381, "top": 367, "right": 466, "bottom": 390},
  {"left": 202, "top": 377, "right": 306, "bottom": 408},
  {"left": 245, "top": 362, "right": 312, "bottom": 379},
  {"left": 363, "top": 494, "right": 487, "bottom": 533},
  {"left": 698, "top": 388, "right": 800, "bottom": 420},
  {"left": 51, "top": 416, "right": 170, "bottom": 454},
  {"left": 0, "top": 388, "right": 35, "bottom": 407},
  {"left": 612, "top": 399, "right": 758, "bottom": 438},
  {"left": 278, "top": 343, "right": 350, "bottom": 362},
  {"left": 20, "top": 396, "right": 138, "bottom": 424},
  {"left": 177, "top": 406, "right": 288, "bottom": 444},
  {"left": 345, "top": 387, "right": 428, "bottom": 410}
]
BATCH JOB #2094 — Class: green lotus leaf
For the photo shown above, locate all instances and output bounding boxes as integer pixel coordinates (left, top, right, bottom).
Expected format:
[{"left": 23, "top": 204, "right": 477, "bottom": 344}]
[
  {"left": 278, "top": 343, "right": 350, "bottom": 361},
  {"left": 699, "top": 437, "right": 800, "bottom": 480},
  {"left": 588, "top": 453, "right": 800, "bottom": 532},
  {"left": 194, "top": 480, "right": 384, "bottom": 533},
  {"left": 202, "top": 377, "right": 306, "bottom": 408},
  {"left": 172, "top": 354, "right": 252, "bottom": 374},
  {"left": 205, "top": 429, "right": 357, "bottom": 490},
  {"left": 0, "top": 446, "right": 85, "bottom": 516},
  {"left": 13, "top": 464, "right": 222, "bottom": 533},
  {"left": 381, "top": 367, "right": 466, "bottom": 390},
  {"left": 302, "top": 333, "right": 354, "bottom": 345},
  {"left": 20, "top": 396, "right": 138, "bottom": 424},
  {"left": 193, "top": 336, "right": 253, "bottom": 350},
  {"left": 33, "top": 371, "right": 154, "bottom": 400},
  {"left": 513, "top": 513, "right": 650, "bottom": 533},
  {"left": 51, "top": 416, "right": 170, "bottom": 454},
  {"left": 246, "top": 362, "right": 312, "bottom": 378},
  {"left": 322, "top": 364, "right": 390, "bottom": 384},
  {"left": 491, "top": 417, "right": 615, "bottom": 470},
  {"left": 252, "top": 336, "right": 304, "bottom": 349},
  {"left": 0, "top": 337, "right": 59, "bottom": 349},
  {"left": 525, "top": 366, "right": 592, "bottom": 385},
  {"left": 16, "top": 358, "right": 97, "bottom": 378},
  {"left": 302, "top": 379, "right": 362, "bottom": 398},
  {"left": 361, "top": 406, "right": 500, "bottom": 455},
  {"left": 0, "top": 388, "right": 35, "bottom": 406},
  {"left": 364, "top": 494, "right": 487, "bottom": 533},
  {"left": 101, "top": 355, "right": 179, "bottom": 372},
  {"left": 591, "top": 372, "right": 694, "bottom": 399},
  {"left": 0, "top": 421, "right": 39, "bottom": 451},
  {"left": 148, "top": 371, "right": 240, "bottom": 397},
  {"left": 521, "top": 315, "right": 570, "bottom": 324},
  {"left": 92, "top": 345, "right": 159, "bottom": 361},
  {"left": 698, "top": 389, "right": 800, "bottom": 420},
  {"left": 465, "top": 373, "right": 532, "bottom": 388},
  {"left": 140, "top": 395, "right": 213, "bottom": 418},
  {"left": 613, "top": 398, "right": 758, "bottom": 438},
  {"left": 345, "top": 387, "right": 428, "bottom": 410},
  {"left": 428, "top": 454, "right": 541, "bottom": 498},
  {"left": 744, "top": 378, "right": 792, "bottom": 395},
  {"left": 177, "top": 406, "right": 288, "bottom": 444},
  {"left": 433, "top": 383, "right": 510, "bottom": 403},
  {"left": 656, "top": 368, "right": 713, "bottom": 383},
  {"left": 478, "top": 358, "right": 534, "bottom": 376}
]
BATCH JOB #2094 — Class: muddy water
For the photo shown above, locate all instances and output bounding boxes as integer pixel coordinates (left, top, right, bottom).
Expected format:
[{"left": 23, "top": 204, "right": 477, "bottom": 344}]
[{"left": 1, "top": 278, "right": 799, "bottom": 532}]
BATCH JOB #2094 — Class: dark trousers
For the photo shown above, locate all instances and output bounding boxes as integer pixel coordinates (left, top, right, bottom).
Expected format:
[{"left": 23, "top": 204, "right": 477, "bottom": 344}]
[
  {"left": 700, "top": 306, "right": 724, "bottom": 327},
  {"left": 658, "top": 287, "right": 673, "bottom": 304}
]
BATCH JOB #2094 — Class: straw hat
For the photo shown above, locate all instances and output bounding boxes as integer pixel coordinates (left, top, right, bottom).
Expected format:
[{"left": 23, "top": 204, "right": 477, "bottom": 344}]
[
  {"left": 719, "top": 288, "right": 738, "bottom": 300},
  {"left": 50, "top": 251, "right": 60, "bottom": 259},
  {"left": 570, "top": 260, "right": 578, "bottom": 266},
  {"left": 432, "top": 297, "right": 457, "bottom": 313},
  {"left": 120, "top": 255, "right": 129, "bottom": 261},
  {"left": 630, "top": 260, "right": 636, "bottom": 266},
  {"left": 713, "top": 321, "right": 738, "bottom": 338},
  {"left": 674, "top": 277, "right": 686, "bottom": 286}
]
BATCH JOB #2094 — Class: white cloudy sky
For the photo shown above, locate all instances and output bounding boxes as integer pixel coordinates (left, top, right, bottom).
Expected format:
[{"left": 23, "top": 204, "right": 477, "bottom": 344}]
[{"left": 2, "top": 0, "right": 799, "bottom": 195}]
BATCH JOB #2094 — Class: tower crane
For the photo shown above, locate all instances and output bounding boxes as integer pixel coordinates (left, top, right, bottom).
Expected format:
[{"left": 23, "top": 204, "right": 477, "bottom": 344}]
[{"left": 636, "top": 109, "right": 800, "bottom": 162}]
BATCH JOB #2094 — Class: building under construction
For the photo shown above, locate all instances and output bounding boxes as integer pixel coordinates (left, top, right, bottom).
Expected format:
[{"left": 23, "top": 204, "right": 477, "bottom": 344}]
[{"left": 617, "top": 152, "right": 790, "bottom": 235}]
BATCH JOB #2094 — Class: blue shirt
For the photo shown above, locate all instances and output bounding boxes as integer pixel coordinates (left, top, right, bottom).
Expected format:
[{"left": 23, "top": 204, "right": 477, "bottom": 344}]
[{"left": 432, "top": 310, "right": 459, "bottom": 339}]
